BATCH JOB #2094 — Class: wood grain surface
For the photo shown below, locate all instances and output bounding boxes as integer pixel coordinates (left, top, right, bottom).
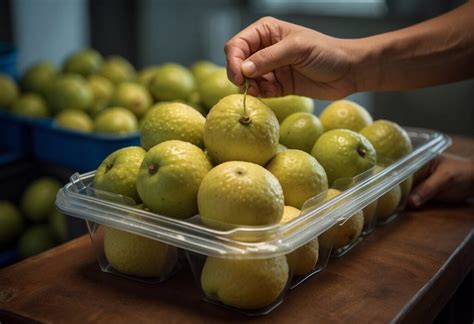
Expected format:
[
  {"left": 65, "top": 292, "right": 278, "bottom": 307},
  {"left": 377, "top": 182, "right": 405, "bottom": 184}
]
[{"left": 0, "top": 135, "right": 472, "bottom": 323}]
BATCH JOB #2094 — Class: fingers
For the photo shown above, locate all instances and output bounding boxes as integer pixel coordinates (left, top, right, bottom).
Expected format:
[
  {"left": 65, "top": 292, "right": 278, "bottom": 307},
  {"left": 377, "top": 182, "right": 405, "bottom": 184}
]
[
  {"left": 408, "top": 162, "right": 451, "bottom": 207},
  {"left": 225, "top": 17, "right": 287, "bottom": 86},
  {"left": 225, "top": 18, "right": 272, "bottom": 85},
  {"left": 241, "top": 39, "right": 299, "bottom": 79},
  {"left": 253, "top": 73, "right": 282, "bottom": 97},
  {"left": 225, "top": 40, "right": 248, "bottom": 86},
  {"left": 408, "top": 154, "right": 474, "bottom": 207},
  {"left": 238, "top": 73, "right": 283, "bottom": 97},
  {"left": 258, "top": 73, "right": 283, "bottom": 97},
  {"left": 245, "top": 78, "right": 260, "bottom": 97}
]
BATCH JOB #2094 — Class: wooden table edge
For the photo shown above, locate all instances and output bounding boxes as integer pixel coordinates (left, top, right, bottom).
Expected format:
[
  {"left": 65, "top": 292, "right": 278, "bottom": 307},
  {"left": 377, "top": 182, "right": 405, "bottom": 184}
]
[
  {"left": 393, "top": 229, "right": 474, "bottom": 323},
  {"left": 0, "top": 309, "right": 39, "bottom": 324}
]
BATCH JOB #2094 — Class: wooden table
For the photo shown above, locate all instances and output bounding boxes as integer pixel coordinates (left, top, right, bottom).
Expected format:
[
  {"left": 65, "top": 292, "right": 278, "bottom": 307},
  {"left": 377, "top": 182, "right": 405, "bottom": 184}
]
[{"left": 1, "top": 136, "right": 473, "bottom": 323}]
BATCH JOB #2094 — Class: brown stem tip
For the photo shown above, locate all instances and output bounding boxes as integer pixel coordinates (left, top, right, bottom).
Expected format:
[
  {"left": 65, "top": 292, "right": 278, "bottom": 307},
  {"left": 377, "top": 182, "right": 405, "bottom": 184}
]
[
  {"left": 148, "top": 164, "right": 158, "bottom": 175},
  {"left": 239, "top": 116, "right": 251, "bottom": 125}
]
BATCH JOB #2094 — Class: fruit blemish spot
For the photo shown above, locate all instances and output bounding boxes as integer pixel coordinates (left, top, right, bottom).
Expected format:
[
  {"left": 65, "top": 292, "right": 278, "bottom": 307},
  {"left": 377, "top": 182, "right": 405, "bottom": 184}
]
[
  {"left": 105, "top": 163, "right": 113, "bottom": 172},
  {"left": 357, "top": 146, "right": 366, "bottom": 158},
  {"left": 148, "top": 164, "right": 158, "bottom": 175}
]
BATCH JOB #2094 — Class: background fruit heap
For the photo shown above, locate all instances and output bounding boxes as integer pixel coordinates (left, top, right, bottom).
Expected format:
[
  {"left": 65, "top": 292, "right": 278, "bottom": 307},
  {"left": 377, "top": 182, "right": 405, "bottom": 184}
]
[
  {"left": 0, "top": 177, "right": 67, "bottom": 259},
  {"left": 0, "top": 49, "right": 235, "bottom": 135},
  {"left": 86, "top": 50, "right": 414, "bottom": 311}
]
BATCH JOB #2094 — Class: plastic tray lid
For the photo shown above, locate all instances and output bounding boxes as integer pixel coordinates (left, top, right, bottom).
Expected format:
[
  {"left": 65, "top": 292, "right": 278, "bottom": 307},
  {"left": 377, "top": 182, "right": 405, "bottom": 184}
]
[{"left": 56, "top": 127, "right": 451, "bottom": 259}]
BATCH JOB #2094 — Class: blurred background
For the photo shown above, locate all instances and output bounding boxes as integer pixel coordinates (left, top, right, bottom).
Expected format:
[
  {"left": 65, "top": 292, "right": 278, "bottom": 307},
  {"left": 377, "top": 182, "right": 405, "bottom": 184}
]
[{"left": 0, "top": 0, "right": 472, "bottom": 136}]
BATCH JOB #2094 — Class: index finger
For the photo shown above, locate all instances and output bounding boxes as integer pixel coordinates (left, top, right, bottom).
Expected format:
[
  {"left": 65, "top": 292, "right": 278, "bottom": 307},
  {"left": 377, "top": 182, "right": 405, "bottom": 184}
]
[
  {"left": 224, "top": 17, "right": 280, "bottom": 85},
  {"left": 225, "top": 42, "right": 247, "bottom": 86}
]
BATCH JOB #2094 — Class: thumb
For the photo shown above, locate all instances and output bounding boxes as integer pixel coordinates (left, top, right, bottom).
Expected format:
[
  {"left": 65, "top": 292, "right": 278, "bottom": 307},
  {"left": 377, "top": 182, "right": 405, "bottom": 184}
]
[
  {"left": 241, "top": 39, "right": 299, "bottom": 78},
  {"left": 408, "top": 170, "right": 448, "bottom": 207}
]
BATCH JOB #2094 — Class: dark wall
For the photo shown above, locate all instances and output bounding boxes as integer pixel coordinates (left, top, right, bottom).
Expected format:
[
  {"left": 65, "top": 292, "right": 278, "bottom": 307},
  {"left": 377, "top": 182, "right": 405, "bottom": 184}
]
[
  {"left": 89, "top": 0, "right": 138, "bottom": 65},
  {"left": 0, "top": 0, "right": 13, "bottom": 42}
]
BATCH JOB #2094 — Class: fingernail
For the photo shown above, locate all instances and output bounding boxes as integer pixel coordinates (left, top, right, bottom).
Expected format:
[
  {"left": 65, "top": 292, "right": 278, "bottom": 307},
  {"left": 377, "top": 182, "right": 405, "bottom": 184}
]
[{"left": 241, "top": 61, "right": 256, "bottom": 77}]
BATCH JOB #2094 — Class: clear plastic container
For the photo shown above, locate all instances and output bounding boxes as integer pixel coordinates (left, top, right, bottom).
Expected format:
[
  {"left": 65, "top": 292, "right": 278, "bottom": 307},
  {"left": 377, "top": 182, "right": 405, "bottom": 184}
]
[
  {"left": 0, "top": 111, "right": 50, "bottom": 165},
  {"left": 86, "top": 219, "right": 180, "bottom": 283},
  {"left": 55, "top": 127, "right": 451, "bottom": 315},
  {"left": 186, "top": 250, "right": 295, "bottom": 315}
]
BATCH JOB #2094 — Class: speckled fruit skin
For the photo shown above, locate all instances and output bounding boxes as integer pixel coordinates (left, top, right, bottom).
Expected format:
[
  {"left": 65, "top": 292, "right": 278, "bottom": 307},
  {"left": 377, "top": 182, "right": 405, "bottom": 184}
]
[
  {"left": 279, "top": 112, "right": 324, "bottom": 153},
  {"left": 319, "top": 100, "right": 373, "bottom": 132},
  {"left": 198, "top": 161, "right": 284, "bottom": 228},
  {"left": 148, "top": 63, "right": 195, "bottom": 102},
  {"left": 98, "top": 55, "right": 136, "bottom": 84},
  {"left": 137, "top": 140, "right": 212, "bottom": 219},
  {"left": 198, "top": 68, "right": 239, "bottom": 110},
  {"left": 204, "top": 94, "right": 279, "bottom": 166},
  {"left": 94, "top": 107, "right": 138, "bottom": 134},
  {"left": 281, "top": 205, "right": 319, "bottom": 276},
  {"left": 266, "top": 149, "right": 328, "bottom": 209},
  {"left": 55, "top": 109, "right": 93, "bottom": 132},
  {"left": 140, "top": 102, "right": 205, "bottom": 150},
  {"left": 318, "top": 189, "right": 364, "bottom": 250},
  {"left": 261, "top": 95, "right": 314, "bottom": 123},
  {"left": 360, "top": 120, "right": 412, "bottom": 166},
  {"left": 201, "top": 255, "right": 289, "bottom": 310},
  {"left": 376, "top": 185, "right": 402, "bottom": 220},
  {"left": 111, "top": 82, "right": 152, "bottom": 119},
  {"left": 190, "top": 60, "right": 219, "bottom": 84},
  {"left": 104, "top": 226, "right": 178, "bottom": 278},
  {"left": 311, "top": 129, "right": 376, "bottom": 186},
  {"left": 93, "top": 146, "right": 146, "bottom": 202}
]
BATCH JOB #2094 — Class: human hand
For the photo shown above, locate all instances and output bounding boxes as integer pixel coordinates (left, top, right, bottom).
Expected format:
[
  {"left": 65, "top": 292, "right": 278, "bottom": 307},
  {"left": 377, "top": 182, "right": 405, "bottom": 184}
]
[
  {"left": 408, "top": 153, "right": 474, "bottom": 207},
  {"left": 224, "top": 17, "right": 359, "bottom": 99}
]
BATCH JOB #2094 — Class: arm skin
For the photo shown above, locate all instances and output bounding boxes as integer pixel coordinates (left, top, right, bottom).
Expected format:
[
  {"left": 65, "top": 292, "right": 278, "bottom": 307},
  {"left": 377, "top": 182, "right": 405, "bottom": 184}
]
[
  {"left": 225, "top": 0, "right": 474, "bottom": 99},
  {"left": 353, "top": 0, "right": 474, "bottom": 93},
  {"left": 225, "top": 3, "right": 474, "bottom": 207}
]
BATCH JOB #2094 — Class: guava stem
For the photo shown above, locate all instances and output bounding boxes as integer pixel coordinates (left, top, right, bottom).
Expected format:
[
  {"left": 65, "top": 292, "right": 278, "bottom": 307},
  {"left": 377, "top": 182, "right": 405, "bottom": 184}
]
[{"left": 242, "top": 78, "right": 249, "bottom": 117}]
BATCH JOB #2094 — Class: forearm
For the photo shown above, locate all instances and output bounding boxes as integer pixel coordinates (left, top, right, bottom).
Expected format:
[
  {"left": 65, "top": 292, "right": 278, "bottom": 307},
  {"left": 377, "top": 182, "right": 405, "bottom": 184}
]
[{"left": 351, "top": 1, "right": 474, "bottom": 92}]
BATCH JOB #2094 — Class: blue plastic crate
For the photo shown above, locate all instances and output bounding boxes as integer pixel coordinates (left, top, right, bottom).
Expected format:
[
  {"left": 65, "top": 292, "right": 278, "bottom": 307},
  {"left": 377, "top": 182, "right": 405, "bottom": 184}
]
[
  {"left": 0, "top": 111, "right": 40, "bottom": 164},
  {"left": 0, "top": 247, "right": 19, "bottom": 268},
  {"left": 32, "top": 121, "right": 140, "bottom": 172},
  {"left": 0, "top": 42, "right": 17, "bottom": 79},
  {"left": 0, "top": 160, "right": 88, "bottom": 268}
]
